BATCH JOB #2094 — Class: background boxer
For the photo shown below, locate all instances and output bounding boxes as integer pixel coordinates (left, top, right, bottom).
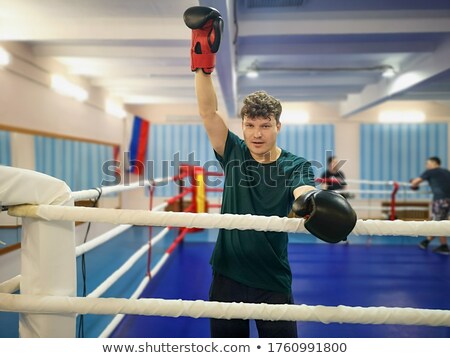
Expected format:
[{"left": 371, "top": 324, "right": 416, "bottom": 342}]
[{"left": 411, "top": 156, "right": 450, "bottom": 255}]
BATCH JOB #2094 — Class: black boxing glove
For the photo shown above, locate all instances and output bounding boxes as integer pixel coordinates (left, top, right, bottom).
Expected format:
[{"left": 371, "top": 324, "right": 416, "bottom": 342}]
[
  {"left": 183, "top": 6, "right": 223, "bottom": 74},
  {"left": 292, "top": 189, "right": 357, "bottom": 243},
  {"left": 409, "top": 179, "right": 419, "bottom": 191}
]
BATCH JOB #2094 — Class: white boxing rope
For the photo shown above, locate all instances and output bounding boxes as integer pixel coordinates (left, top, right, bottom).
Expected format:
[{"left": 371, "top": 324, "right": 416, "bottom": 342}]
[
  {"left": 386, "top": 207, "right": 429, "bottom": 211},
  {"left": 99, "top": 252, "right": 171, "bottom": 338},
  {"left": 9, "top": 204, "right": 450, "bottom": 237},
  {"left": 75, "top": 225, "right": 132, "bottom": 256},
  {"left": 339, "top": 189, "right": 430, "bottom": 196},
  {"left": 338, "top": 189, "right": 394, "bottom": 195},
  {"left": 150, "top": 227, "right": 171, "bottom": 247},
  {"left": 76, "top": 204, "right": 168, "bottom": 257},
  {"left": 71, "top": 176, "right": 179, "bottom": 202},
  {"left": 9, "top": 204, "right": 304, "bottom": 232},
  {"left": 0, "top": 220, "right": 170, "bottom": 300},
  {"left": 353, "top": 220, "right": 450, "bottom": 236},
  {"left": 88, "top": 244, "right": 149, "bottom": 299},
  {"left": 0, "top": 275, "right": 21, "bottom": 294},
  {"left": 1, "top": 293, "right": 449, "bottom": 327},
  {"left": 99, "top": 276, "right": 150, "bottom": 338},
  {"left": 351, "top": 206, "right": 429, "bottom": 212},
  {"left": 153, "top": 202, "right": 169, "bottom": 212},
  {"left": 150, "top": 252, "right": 171, "bottom": 278},
  {"left": 345, "top": 179, "right": 408, "bottom": 186},
  {"left": 87, "top": 227, "right": 170, "bottom": 299},
  {"left": 344, "top": 179, "right": 430, "bottom": 190}
]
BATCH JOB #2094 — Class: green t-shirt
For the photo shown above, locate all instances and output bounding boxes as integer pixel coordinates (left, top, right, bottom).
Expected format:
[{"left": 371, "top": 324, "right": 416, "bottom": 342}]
[{"left": 211, "top": 131, "right": 315, "bottom": 294}]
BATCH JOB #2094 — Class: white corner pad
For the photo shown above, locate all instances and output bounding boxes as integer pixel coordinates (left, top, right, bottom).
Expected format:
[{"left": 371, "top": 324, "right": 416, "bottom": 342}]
[
  {"left": 0, "top": 165, "right": 76, "bottom": 337},
  {"left": 0, "top": 165, "right": 72, "bottom": 206}
]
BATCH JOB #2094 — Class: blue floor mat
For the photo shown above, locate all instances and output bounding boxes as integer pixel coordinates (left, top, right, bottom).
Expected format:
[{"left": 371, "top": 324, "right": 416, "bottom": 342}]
[{"left": 111, "top": 242, "right": 450, "bottom": 338}]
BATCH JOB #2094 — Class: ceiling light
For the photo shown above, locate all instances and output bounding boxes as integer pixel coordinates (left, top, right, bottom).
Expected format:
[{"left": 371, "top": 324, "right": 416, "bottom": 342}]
[
  {"left": 123, "top": 95, "right": 161, "bottom": 104},
  {"left": 51, "top": 75, "right": 88, "bottom": 102},
  {"left": 0, "top": 47, "right": 11, "bottom": 66},
  {"left": 382, "top": 67, "right": 396, "bottom": 78},
  {"left": 245, "top": 61, "right": 259, "bottom": 78},
  {"left": 105, "top": 100, "right": 127, "bottom": 119},
  {"left": 378, "top": 111, "right": 426, "bottom": 123},
  {"left": 246, "top": 70, "right": 259, "bottom": 79},
  {"left": 390, "top": 72, "right": 422, "bottom": 94},
  {"left": 281, "top": 110, "right": 310, "bottom": 124}
]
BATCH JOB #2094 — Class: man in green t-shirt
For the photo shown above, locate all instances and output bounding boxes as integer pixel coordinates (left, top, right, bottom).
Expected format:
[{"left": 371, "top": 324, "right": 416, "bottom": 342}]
[{"left": 184, "top": 6, "right": 357, "bottom": 338}]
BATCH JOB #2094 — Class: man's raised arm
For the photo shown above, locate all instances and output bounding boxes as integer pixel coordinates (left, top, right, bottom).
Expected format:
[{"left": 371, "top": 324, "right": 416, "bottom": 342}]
[
  {"left": 195, "top": 71, "right": 228, "bottom": 157},
  {"left": 184, "top": 6, "right": 228, "bottom": 157}
]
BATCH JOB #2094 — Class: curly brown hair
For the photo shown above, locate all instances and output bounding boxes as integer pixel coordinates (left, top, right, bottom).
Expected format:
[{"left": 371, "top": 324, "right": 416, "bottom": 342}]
[{"left": 240, "top": 91, "right": 282, "bottom": 123}]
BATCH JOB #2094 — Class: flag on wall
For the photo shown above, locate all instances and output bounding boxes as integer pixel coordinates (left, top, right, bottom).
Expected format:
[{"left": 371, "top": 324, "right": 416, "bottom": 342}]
[{"left": 127, "top": 116, "right": 150, "bottom": 175}]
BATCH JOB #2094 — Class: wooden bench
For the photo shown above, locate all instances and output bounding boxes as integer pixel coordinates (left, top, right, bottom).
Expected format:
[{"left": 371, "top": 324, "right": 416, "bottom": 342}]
[{"left": 382, "top": 201, "right": 429, "bottom": 220}]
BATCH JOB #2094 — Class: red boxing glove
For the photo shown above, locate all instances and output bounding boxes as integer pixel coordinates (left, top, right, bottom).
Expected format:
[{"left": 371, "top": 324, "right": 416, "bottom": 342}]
[{"left": 183, "top": 6, "right": 223, "bottom": 74}]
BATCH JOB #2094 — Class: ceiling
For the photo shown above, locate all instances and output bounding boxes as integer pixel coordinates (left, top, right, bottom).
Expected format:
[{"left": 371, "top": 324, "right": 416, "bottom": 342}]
[{"left": 1, "top": 0, "right": 450, "bottom": 120}]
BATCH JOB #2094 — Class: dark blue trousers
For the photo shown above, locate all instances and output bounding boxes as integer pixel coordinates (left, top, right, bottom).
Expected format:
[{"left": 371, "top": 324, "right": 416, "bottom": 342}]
[{"left": 209, "top": 272, "right": 298, "bottom": 338}]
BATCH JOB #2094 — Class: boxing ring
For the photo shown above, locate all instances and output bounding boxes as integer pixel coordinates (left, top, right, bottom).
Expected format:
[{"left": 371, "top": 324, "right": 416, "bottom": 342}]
[{"left": 1, "top": 165, "right": 449, "bottom": 338}]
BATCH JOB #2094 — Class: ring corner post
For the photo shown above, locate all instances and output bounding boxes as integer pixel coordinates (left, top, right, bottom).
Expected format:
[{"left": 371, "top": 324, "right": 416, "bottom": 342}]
[
  {"left": 19, "top": 198, "right": 77, "bottom": 338},
  {"left": 0, "top": 166, "right": 78, "bottom": 338}
]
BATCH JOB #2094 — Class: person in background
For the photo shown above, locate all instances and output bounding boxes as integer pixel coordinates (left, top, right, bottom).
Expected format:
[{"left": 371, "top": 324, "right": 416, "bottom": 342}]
[
  {"left": 320, "top": 156, "right": 347, "bottom": 191},
  {"left": 411, "top": 156, "right": 450, "bottom": 255},
  {"left": 320, "top": 155, "right": 352, "bottom": 199}
]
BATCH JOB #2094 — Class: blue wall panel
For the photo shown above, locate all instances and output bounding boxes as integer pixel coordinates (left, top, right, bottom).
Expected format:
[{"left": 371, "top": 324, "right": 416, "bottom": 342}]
[
  {"left": 360, "top": 123, "right": 448, "bottom": 198},
  {"left": 0, "top": 130, "right": 11, "bottom": 166},
  {"left": 35, "top": 136, "right": 114, "bottom": 191},
  {"left": 278, "top": 124, "right": 335, "bottom": 177},
  {"left": 147, "top": 124, "right": 335, "bottom": 197},
  {"left": 147, "top": 124, "right": 222, "bottom": 198}
]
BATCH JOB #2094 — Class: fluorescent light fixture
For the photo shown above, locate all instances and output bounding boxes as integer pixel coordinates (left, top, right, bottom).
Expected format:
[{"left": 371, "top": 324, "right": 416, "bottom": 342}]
[
  {"left": 51, "top": 75, "right": 88, "bottom": 102},
  {"left": 281, "top": 110, "right": 310, "bottom": 124},
  {"left": 382, "top": 67, "right": 396, "bottom": 78},
  {"left": 390, "top": 72, "right": 421, "bottom": 94},
  {"left": 105, "top": 100, "right": 127, "bottom": 119},
  {"left": 123, "top": 95, "right": 185, "bottom": 104},
  {"left": 0, "top": 47, "right": 11, "bottom": 66},
  {"left": 378, "top": 110, "right": 426, "bottom": 123},
  {"left": 246, "top": 70, "right": 259, "bottom": 79}
]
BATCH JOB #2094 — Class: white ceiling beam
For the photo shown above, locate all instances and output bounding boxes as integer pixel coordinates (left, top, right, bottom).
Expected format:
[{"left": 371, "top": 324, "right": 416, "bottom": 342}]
[
  {"left": 0, "top": 18, "right": 189, "bottom": 40},
  {"left": 57, "top": 57, "right": 187, "bottom": 67},
  {"left": 91, "top": 77, "right": 195, "bottom": 88},
  {"left": 237, "top": 53, "right": 412, "bottom": 71},
  {"left": 340, "top": 37, "right": 450, "bottom": 117},
  {"left": 67, "top": 66, "right": 191, "bottom": 77},
  {"left": 238, "top": 40, "right": 437, "bottom": 56},
  {"left": 110, "top": 88, "right": 195, "bottom": 97},
  {"left": 238, "top": 94, "right": 348, "bottom": 102},
  {"left": 239, "top": 74, "right": 378, "bottom": 87},
  {"left": 239, "top": 11, "right": 450, "bottom": 36},
  {"left": 239, "top": 86, "right": 363, "bottom": 96},
  {"left": 397, "top": 93, "right": 450, "bottom": 101},
  {"left": 33, "top": 45, "right": 188, "bottom": 58},
  {"left": 123, "top": 95, "right": 197, "bottom": 105},
  {"left": 0, "top": 0, "right": 199, "bottom": 18},
  {"left": 91, "top": 76, "right": 220, "bottom": 88}
]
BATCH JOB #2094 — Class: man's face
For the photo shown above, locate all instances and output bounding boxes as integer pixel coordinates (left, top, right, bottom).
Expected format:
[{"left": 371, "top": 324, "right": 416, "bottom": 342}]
[
  {"left": 426, "top": 160, "right": 438, "bottom": 169},
  {"left": 242, "top": 115, "right": 281, "bottom": 158}
]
